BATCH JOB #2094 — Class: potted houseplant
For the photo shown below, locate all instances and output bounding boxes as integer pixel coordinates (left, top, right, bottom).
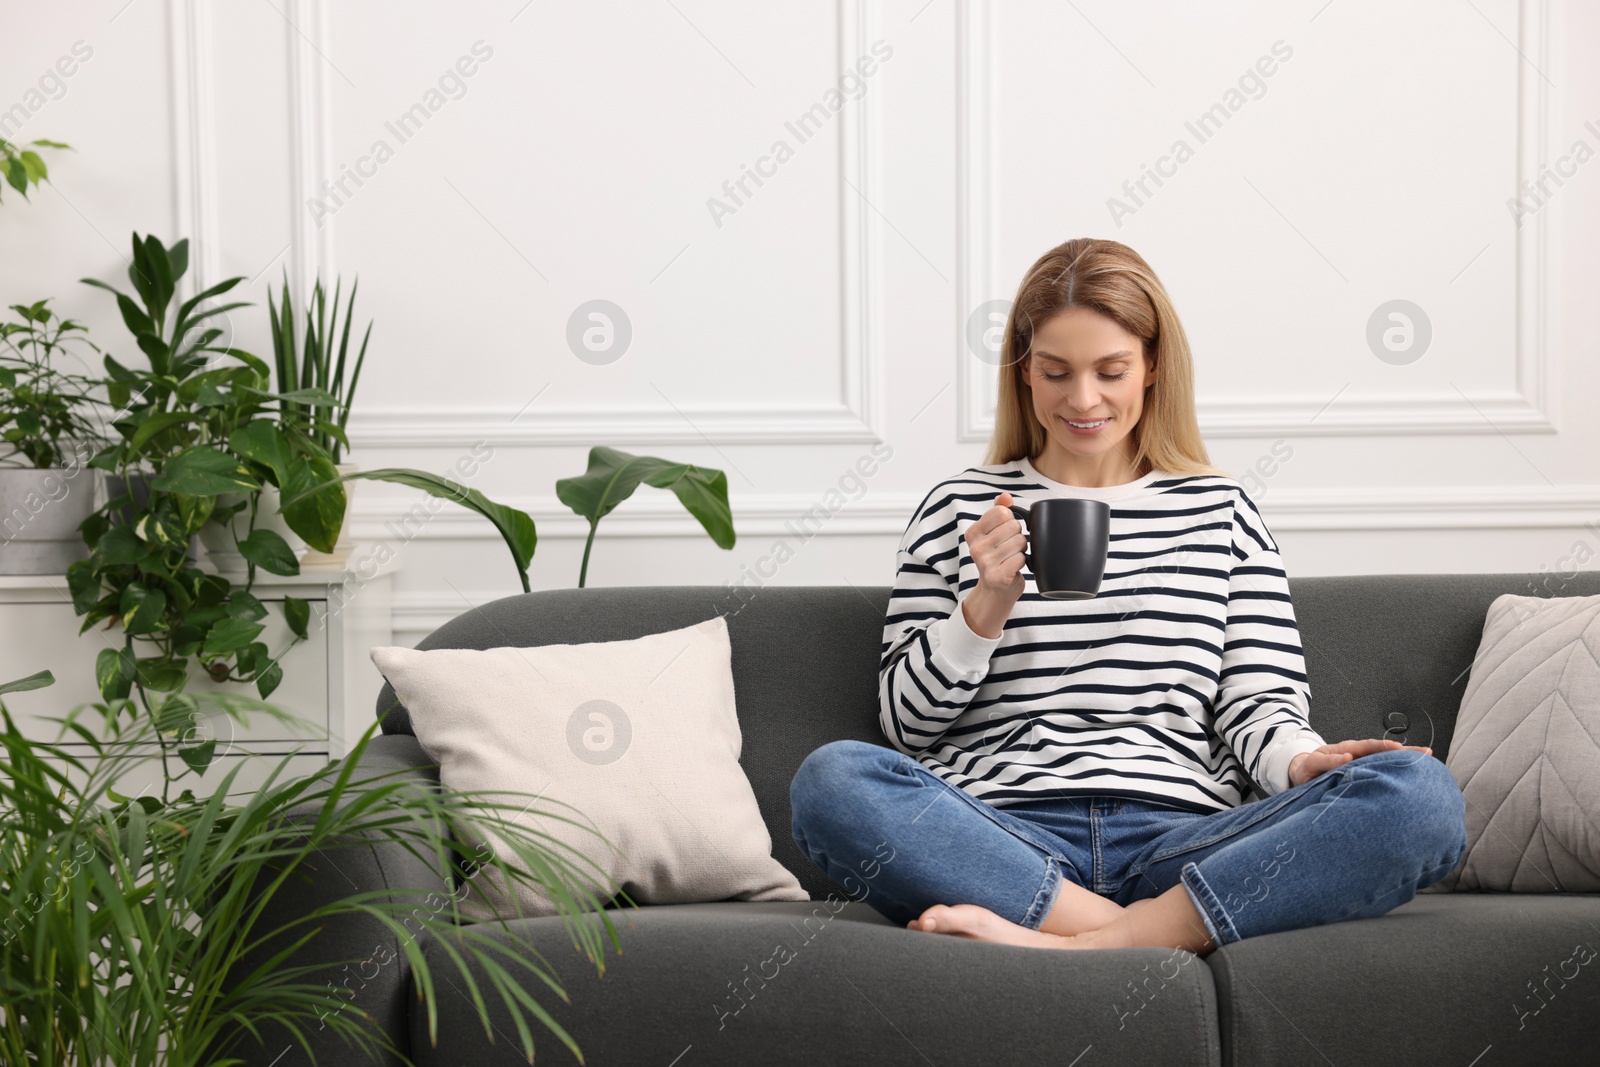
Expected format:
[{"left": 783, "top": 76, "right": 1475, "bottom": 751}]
[
  {"left": 268, "top": 272, "right": 369, "bottom": 571},
  {"left": 71, "top": 233, "right": 348, "bottom": 712},
  {"left": 0, "top": 300, "right": 106, "bottom": 574},
  {"left": 0, "top": 668, "right": 628, "bottom": 1066}
]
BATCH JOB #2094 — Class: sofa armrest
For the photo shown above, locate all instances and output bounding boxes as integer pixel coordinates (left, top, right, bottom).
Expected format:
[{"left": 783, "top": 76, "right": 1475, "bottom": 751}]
[{"left": 214, "top": 733, "right": 455, "bottom": 1067}]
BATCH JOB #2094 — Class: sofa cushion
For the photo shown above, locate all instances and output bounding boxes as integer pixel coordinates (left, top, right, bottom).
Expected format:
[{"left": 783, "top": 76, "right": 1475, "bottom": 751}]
[
  {"left": 409, "top": 900, "right": 1222, "bottom": 1067},
  {"left": 1434, "top": 593, "right": 1600, "bottom": 891},
  {"left": 1206, "top": 892, "right": 1600, "bottom": 1067},
  {"left": 371, "top": 616, "right": 807, "bottom": 922}
]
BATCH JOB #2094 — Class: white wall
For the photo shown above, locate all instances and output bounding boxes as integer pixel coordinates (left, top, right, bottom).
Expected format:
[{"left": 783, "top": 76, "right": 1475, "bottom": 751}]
[{"left": 3, "top": 0, "right": 1597, "bottom": 648}]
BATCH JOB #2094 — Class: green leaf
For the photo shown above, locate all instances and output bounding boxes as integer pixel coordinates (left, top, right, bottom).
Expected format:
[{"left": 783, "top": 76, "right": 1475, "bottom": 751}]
[
  {"left": 279, "top": 454, "right": 345, "bottom": 553},
  {"left": 119, "top": 583, "right": 167, "bottom": 635},
  {"left": 255, "top": 659, "right": 283, "bottom": 698},
  {"left": 93, "top": 524, "right": 145, "bottom": 565},
  {"left": 129, "top": 411, "right": 195, "bottom": 452},
  {"left": 203, "top": 617, "right": 265, "bottom": 656},
  {"left": 226, "top": 591, "right": 268, "bottom": 621},
  {"left": 153, "top": 691, "right": 197, "bottom": 737},
  {"left": 334, "top": 468, "right": 536, "bottom": 592},
  {"left": 178, "top": 739, "right": 217, "bottom": 776},
  {"left": 237, "top": 528, "right": 299, "bottom": 576},
  {"left": 4, "top": 156, "right": 29, "bottom": 196},
  {"left": 174, "top": 492, "right": 216, "bottom": 533},
  {"left": 66, "top": 560, "right": 100, "bottom": 613},
  {"left": 152, "top": 447, "right": 259, "bottom": 495},
  {"left": 135, "top": 657, "right": 187, "bottom": 692},
  {"left": 135, "top": 501, "right": 190, "bottom": 551},
  {"left": 95, "top": 648, "right": 136, "bottom": 702},
  {"left": 554, "top": 446, "right": 735, "bottom": 562},
  {"left": 0, "top": 670, "right": 54, "bottom": 696},
  {"left": 283, "top": 595, "right": 310, "bottom": 640},
  {"left": 228, "top": 420, "right": 295, "bottom": 489}
]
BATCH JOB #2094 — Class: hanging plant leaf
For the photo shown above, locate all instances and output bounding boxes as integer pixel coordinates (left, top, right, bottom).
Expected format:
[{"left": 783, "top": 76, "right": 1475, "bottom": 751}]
[
  {"left": 255, "top": 659, "right": 283, "bottom": 699},
  {"left": 225, "top": 592, "right": 267, "bottom": 621},
  {"left": 237, "top": 529, "right": 299, "bottom": 576},
  {"left": 228, "top": 420, "right": 296, "bottom": 490},
  {"left": 95, "top": 648, "right": 136, "bottom": 702},
  {"left": 151, "top": 447, "right": 258, "bottom": 495},
  {"left": 135, "top": 657, "right": 188, "bottom": 692},
  {"left": 283, "top": 595, "right": 310, "bottom": 640},
  {"left": 119, "top": 584, "right": 166, "bottom": 635},
  {"left": 203, "top": 617, "right": 265, "bottom": 656}
]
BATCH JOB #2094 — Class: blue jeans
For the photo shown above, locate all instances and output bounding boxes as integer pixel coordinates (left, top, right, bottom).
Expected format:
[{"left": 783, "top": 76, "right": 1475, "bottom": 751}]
[{"left": 789, "top": 740, "right": 1468, "bottom": 947}]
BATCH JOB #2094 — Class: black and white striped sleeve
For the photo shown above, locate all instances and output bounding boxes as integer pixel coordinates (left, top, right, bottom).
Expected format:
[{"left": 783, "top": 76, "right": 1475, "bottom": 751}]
[
  {"left": 1211, "top": 490, "right": 1327, "bottom": 796},
  {"left": 877, "top": 499, "right": 1002, "bottom": 755}
]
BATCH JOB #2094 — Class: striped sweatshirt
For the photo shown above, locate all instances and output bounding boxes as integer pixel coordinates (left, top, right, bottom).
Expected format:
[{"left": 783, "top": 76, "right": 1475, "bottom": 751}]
[{"left": 879, "top": 456, "right": 1328, "bottom": 815}]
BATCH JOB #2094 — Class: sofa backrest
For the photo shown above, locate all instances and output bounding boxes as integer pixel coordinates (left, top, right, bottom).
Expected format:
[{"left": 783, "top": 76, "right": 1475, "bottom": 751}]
[{"left": 376, "top": 573, "right": 1600, "bottom": 900}]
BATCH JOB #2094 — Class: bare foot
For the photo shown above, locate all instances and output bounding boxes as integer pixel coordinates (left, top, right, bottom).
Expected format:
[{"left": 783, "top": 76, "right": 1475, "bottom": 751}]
[
  {"left": 906, "top": 885, "right": 1213, "bottom": 955},
  {"left": 907, "top": 903, "right": 1109, "bottom": 950}
]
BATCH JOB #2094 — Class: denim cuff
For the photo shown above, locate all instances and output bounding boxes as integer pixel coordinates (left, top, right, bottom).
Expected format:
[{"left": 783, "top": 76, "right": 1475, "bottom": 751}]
[
  {"left": 1022, "top": 855, "right": 1065, "bottom": 931},
  {"left": 1180, "top": 861, "right": 1239, "bottom": 948}
]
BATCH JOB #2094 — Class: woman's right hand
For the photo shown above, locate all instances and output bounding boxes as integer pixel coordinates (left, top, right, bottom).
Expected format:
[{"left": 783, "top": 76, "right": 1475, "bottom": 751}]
[{"left": 961, "top": 491, "right": 1027, "bottom": 638}]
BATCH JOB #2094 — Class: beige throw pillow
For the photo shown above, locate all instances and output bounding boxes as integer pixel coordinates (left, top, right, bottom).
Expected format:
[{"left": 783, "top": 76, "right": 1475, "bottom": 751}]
[
  {"left": 371, "top": 615, "right": 807, "bottom": 921},
  {"left": 1435, "top": 593, "right": 1600, "bottom": 892}
]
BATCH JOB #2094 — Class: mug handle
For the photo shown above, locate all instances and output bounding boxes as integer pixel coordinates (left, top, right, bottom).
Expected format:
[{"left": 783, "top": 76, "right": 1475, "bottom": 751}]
[{"left": 1007, "top": 504, "right": 1030, "bottom": 567}]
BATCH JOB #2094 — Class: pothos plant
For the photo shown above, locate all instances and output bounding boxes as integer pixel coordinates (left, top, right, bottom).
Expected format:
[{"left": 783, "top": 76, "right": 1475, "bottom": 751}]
[{"left": 66, "top": 233, "right": 348, "bottom": 785}]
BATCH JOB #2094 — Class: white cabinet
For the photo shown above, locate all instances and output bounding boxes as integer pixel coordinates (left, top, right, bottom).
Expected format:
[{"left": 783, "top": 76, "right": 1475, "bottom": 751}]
[{"left": 0, "top": 570, "right": 394, "bottom": 795}]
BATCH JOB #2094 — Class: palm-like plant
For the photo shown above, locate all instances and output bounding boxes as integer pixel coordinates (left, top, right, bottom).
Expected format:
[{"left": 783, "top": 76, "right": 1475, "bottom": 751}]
[
  {"left": 267, "top": 274, "right": 369, "bottom": 466},
  {"left": 0, "top": 671, "right": 628, "bottom": 1066}
]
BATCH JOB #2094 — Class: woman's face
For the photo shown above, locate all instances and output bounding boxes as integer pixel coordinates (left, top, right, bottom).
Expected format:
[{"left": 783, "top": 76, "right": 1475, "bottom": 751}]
[{"left": 1020, "top": 306, "right": 1156, "bottom": 468}]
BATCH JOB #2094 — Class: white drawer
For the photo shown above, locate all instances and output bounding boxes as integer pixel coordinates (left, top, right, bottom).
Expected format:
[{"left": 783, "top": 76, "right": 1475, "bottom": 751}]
[{"left": 0, "top": 598, "right": 331, "bottom": 747}]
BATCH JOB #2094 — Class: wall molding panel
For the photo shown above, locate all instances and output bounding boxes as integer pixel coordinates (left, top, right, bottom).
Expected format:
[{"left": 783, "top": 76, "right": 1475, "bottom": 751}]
[
  {"left": 954, "top": 0, "right": 1556, "bottom": 442},
  {"left": 344, "top": 0, "right": 886, "bottom": 448}
]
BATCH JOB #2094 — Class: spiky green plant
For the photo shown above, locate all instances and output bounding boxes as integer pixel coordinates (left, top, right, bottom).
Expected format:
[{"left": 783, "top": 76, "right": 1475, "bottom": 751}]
[
  {"left": 267, "top": 274, "right": 370, "bottom": 466},
  {"left": 0, "top": 671, "right": 629, "bottom": 1066}
]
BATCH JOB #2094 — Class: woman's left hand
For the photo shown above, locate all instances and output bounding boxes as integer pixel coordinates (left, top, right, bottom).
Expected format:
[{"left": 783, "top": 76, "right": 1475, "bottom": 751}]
[{"left": 1287, "top": 738, "right": 1433, "bottom": 789}]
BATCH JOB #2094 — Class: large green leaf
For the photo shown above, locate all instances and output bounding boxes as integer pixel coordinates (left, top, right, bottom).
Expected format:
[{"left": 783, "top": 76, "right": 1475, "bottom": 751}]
[
  {"left": 119, "top": 583, "right": 167, "bottom": 635},
  {"left": 0, "top": 670, "right": 54, "bottom": 696},
  {"left": 95, "top": 648, "right": 136, "bottom": 702},
  {"left": 228, "top": 420, "right": 294, "bottom": 489},
  {"left": 151, "top": 447, "right": 258, "bottom": 495},
  {"left": 65, "top": 560, "right": 100, "bottom": 614},
  {"left": 203, "top": 617, "right": 265, "bottom": 656},
  {"left": 555, "top": 447, "right": 734, "bottom": 549},
  {"left": 338, "top": 468, "right": 536, "bottom": 592},
  {"left": 279, "top": 454, "right": 345, "bottom": 553},
  {"left": 237, "top": 529, "right": 298, "bottom": 576},
  {"left": 92, "top": 525, "right": 146, "bottom": 566},
  {"left": 135, "top": 656, "right": 188, "bottom": 692}
]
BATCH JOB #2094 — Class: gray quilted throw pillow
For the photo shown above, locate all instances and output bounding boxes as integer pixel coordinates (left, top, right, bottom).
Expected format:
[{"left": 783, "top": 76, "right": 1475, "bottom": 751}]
[{"left": 1433, "top": 593, "right": 1600, "bottom": 892}]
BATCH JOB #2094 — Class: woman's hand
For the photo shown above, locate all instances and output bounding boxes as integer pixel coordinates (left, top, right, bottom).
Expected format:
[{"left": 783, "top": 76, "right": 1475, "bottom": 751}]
[
  {"left": 961, "top": 492, "right": 1027, "bottom": 639},
  {"left": 1287, "top": 738, "right": 1434, "bottom": 789}
]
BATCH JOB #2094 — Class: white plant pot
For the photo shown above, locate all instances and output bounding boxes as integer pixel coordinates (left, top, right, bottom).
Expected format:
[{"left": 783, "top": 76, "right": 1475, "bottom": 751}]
[
  {"left": 298, "top": 462, "right": 358, "bottom": 572},
  {"left": 197, "top": 486, "right": 305, "bottom": 574},
  {"left": 0, "top": 467, "right": 99, "bottom": 574}
]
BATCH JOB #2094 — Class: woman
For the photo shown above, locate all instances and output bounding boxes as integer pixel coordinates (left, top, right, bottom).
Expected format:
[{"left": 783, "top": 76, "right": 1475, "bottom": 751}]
[{"left": 788, "top": 238, "right": 1467, "bottom": 955}]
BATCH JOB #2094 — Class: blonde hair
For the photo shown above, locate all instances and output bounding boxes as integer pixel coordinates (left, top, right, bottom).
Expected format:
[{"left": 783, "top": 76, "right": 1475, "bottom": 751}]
[{"left": 983, "top": 237, "right": 1223, "bottom": 478}]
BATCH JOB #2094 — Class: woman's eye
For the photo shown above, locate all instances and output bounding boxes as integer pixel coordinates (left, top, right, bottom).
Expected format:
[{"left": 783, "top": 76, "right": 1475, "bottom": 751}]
[{"left": 1042, "top": 371, "right": 1129, "bottom": 382}]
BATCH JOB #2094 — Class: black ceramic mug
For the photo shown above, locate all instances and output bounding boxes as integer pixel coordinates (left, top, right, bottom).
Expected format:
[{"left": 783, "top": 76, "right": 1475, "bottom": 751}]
[{"left": 1007, "top": 498, "right": 1111, "bottom": 599}]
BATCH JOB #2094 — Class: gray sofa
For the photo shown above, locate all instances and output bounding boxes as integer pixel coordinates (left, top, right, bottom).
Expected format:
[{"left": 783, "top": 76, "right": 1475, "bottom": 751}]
[{"left": 236, "top": 574, "right": 1600, "bottom": 1066}]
